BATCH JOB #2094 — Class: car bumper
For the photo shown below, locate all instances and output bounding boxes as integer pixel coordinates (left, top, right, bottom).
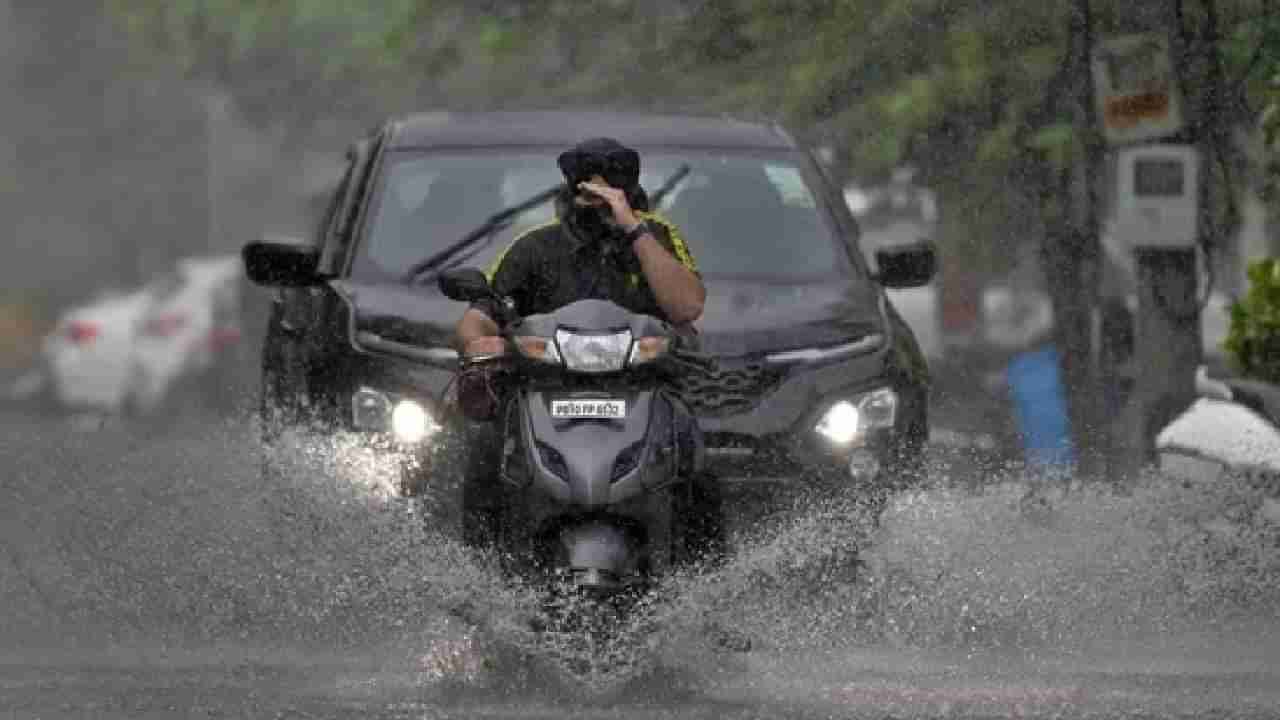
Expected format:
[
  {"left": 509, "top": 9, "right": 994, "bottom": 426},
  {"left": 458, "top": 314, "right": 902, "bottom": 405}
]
[
  {"left": 47, "top": 346, "right": 132, "bottom": 411},
  {"left": 687, "top": 346, "right": 913, "bottom": 482}
]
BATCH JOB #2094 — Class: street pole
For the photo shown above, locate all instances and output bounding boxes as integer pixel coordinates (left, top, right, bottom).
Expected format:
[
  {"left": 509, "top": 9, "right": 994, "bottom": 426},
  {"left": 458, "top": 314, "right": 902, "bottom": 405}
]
[
  {"left": 1128, "top": 248, "right": 1201, "bottom": 465},
  {"left": 1077, "top": 0, "right": 1107, "bottom": 480},
  {"left": 1051, "top": 0, "right": 1105, "bottom": 480},
  {"left": 1120, "top": 0, "right": 1214, "bottom": 472}
]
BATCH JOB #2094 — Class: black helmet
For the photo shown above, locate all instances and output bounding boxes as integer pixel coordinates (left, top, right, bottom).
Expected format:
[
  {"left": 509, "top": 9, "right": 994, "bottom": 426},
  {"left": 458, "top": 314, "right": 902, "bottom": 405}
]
[
  {"left": 557, "top": 137, "right": 648, "bottom": 210},
  {"left": 558, "top": 137, "right": 640, "bottom": 190}
]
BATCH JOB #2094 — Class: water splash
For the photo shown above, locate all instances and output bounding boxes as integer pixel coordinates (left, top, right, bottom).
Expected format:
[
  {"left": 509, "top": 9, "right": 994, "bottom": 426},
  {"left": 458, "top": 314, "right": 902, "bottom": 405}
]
[
  {"left": 4, "top": 412, "right": 1278, "bottom": 700},
  {"left": 652, "top": 462, "right": 1280, "bottom": 662}
]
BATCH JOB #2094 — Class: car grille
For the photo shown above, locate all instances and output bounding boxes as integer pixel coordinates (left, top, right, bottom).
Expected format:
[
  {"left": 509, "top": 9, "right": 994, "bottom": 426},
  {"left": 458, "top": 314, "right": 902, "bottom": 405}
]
[{"left": 671, "top": 361, "right": 786, "bottom": 417}]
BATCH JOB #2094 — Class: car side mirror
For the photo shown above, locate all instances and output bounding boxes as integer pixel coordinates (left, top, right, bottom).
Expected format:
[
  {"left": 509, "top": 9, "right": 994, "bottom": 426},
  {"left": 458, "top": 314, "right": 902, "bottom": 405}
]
[
  {"left": 242, "top": 239, "right": 322, "bottom": 288},
  {"left": 875, "top": 241, "right": 937, "bottom": 289},
  {"left": 437, "top": 267, "right": 494, "bottom": 303}
]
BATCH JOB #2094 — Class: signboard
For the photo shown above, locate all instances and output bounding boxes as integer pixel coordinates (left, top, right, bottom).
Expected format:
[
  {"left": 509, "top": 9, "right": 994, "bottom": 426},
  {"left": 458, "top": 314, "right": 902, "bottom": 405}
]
[
  {"left": 1114, "top": 144, "right": 1200, "bottom": 249},
  {"left": 1091, "top": 33, "right": 1185, "bottom": 145}
]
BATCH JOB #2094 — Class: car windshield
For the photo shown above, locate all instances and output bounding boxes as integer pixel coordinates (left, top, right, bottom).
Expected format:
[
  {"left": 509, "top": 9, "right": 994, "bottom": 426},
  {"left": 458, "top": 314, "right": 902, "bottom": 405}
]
[{"left": 351, "top": 149, "right": 849, "bottom": 283}]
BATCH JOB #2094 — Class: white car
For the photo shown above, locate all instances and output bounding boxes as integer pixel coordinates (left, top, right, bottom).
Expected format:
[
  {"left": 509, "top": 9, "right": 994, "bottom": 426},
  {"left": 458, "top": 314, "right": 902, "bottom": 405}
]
[
  {"left": 11, "top": 255, "right": 245, "bottom": 416},
  {"left": 130, "top": 256, "right": 244, "bottom": 414},
  {"left": 38, "top": 287, "right": 155, "bottom": 413}
]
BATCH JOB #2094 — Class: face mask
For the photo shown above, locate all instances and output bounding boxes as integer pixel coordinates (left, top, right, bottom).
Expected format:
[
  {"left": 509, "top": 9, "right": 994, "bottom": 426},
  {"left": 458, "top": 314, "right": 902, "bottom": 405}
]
[{"left": 569, "top": 202, "right": 614, "bottom": 241}]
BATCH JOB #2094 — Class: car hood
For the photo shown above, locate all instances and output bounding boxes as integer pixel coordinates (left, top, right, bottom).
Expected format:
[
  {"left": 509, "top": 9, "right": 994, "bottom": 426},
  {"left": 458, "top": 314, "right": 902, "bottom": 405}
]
[
  {"left": 695, "top": 277, "right": 883, "bottom": 356},
  {"left": 334, "top": 280, "right": 462, "bottom": 349},
  {"left": 336, "top": 276, "right": 884, "bottom": 359}
]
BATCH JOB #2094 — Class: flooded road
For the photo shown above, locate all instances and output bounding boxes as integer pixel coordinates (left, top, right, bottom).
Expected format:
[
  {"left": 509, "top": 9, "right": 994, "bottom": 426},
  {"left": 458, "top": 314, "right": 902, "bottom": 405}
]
[
  {"left": 6, "top": 643, "right": 1280, "bottom": 718},
  {"left": 2, "top": 408, "right": 1279, "bottom": 718}
]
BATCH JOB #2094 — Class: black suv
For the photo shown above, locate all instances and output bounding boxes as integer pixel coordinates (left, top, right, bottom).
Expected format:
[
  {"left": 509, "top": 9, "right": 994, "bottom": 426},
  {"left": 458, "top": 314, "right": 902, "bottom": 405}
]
[{"left": 244, "top": 110, "right": 935, "bottom": 532}]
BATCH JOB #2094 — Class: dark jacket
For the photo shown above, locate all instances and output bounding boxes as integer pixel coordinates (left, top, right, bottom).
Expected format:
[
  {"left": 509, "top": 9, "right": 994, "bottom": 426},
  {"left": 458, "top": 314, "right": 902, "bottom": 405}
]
[{"left": 474, "top": 202, "right": 698, "bottom": 324}]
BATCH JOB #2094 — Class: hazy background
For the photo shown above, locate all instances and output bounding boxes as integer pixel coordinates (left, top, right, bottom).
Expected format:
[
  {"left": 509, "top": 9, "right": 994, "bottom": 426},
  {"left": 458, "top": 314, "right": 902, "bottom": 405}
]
[
  {"left": 2, "top": 1, "right": 1275, "bottom": 315},
  {"left": 1, "top": 3, "right": 1279, "bottom": 714},
  {"left": 4, "top": 1, "right": 1277, "bottom": 472}
]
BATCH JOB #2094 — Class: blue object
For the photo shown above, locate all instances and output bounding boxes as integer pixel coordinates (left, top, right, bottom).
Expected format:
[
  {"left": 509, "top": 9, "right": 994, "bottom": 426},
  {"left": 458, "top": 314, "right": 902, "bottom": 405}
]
[{"left": 1005, "top": 345, "right": 1076, "bottom": 471}]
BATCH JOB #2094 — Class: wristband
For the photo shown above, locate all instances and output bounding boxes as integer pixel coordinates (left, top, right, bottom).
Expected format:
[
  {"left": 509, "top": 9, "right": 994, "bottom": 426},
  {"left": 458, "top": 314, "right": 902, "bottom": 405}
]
[{"left": 621, "top": 220, "right": 652, "bottom": 246}]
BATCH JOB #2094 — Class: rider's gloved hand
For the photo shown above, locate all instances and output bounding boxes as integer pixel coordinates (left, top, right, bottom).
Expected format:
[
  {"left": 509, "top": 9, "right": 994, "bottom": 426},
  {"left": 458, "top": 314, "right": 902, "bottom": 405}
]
[{"left": 455, "top": 336, "right": 508, "bottom": 422}]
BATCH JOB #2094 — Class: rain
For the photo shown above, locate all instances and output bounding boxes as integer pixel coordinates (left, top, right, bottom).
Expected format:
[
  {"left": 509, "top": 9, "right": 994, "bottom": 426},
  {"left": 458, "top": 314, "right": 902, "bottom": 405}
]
[{"left": 2, "top": 2, "right": 1280, "bottom": 718}]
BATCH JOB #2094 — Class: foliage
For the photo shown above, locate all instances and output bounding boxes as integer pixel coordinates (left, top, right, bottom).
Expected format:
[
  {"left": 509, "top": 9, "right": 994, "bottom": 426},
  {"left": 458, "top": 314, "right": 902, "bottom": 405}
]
[
  {"left": 1265, "top": 69, "right": 1280, "bottom": 149},
  {"left": 1225, "top": 258, "right": 1280, "bottom": 383},
  {"left": 103, "top": 0, "right": 1276, "bottom": 268},
  {"left": 1259, "top": 62, "right": 1280, "bottom": 200},
  {"left": 105, "top": 0, "right": 441, "bottom": 130}
]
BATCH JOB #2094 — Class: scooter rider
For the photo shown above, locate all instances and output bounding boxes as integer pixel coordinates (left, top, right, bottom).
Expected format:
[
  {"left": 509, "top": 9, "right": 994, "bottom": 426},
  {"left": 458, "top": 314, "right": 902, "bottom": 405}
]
[
  {"left": 455, "top": 137, "right": 704, "bottom": 353},
  {"left": 451, "top": 137, "right": 719, "bottom": 557}
]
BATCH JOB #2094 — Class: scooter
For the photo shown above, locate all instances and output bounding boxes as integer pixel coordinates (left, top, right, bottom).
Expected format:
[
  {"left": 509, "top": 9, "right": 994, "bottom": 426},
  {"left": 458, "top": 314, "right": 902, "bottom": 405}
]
[{"left": 435, "top": 267, "right": 717, "bottom": 600}]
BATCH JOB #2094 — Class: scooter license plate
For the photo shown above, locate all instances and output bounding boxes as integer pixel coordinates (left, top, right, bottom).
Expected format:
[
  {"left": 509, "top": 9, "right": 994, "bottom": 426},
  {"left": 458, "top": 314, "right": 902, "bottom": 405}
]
[{"left": 550, "top": 399, "right": 627, "bottom": 419}]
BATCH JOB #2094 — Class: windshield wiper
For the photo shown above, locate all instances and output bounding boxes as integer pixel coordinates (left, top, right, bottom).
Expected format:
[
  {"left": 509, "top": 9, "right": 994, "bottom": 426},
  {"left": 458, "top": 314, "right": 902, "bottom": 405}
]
[
  {"left": 649, "top": 164, "right": 690, "bottom": 209},
  {"left": 403, "top": 184, "right": 562, "bottom": 284},
  {"left": 403, "top": 163, "right": 691, "bottom": 285}
]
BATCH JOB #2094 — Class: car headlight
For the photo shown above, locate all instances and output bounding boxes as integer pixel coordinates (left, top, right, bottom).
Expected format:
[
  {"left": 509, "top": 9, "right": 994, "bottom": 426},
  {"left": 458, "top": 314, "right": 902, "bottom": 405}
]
[
  {"left": 556, "top": 330, "right": 631, "bottom": 373},
  {"left": 391, "top": 400, "right": 438, "bottom": 444},
  {"left": 815, "top": 387, "right": 898, "bottom": 445},
  {"left": 352, "top": 388, "right": 440, "bottom": 444}
]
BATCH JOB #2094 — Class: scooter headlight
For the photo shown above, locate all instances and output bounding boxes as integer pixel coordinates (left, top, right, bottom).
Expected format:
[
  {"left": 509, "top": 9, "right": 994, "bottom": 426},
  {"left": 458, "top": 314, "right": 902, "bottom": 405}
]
[
  {"left": 514, "top": 335, "right": 562, "bottom": 365},
  {"left": 391, "top": 400, "right": 438, "bottom": 444},
  {"left": 352, "top": 388, "right": 440, "bottom": 444},
  {"left": 628, "top": 336, "right": 671, "bottom": 366},
  {"left": 556, "top": 330, "right": 632, "bottom": 373},
  {"left": 815, "top": 387, "right": 898, "bottom": 446}
]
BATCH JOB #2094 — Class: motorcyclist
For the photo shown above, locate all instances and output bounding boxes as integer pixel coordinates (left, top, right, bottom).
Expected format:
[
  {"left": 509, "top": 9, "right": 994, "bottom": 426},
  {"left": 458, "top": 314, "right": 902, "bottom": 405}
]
[
  {"left": 450, "top": 137, "right": 721, "bottom": 559},
  {"left": 455, "top": 137, "right": 705, "bottom": 353}
]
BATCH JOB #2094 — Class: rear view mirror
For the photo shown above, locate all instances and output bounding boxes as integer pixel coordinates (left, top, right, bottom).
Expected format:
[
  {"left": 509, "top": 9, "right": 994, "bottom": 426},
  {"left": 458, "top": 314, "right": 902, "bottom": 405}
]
[
  {"left": 875, "top": 241, "right": 937, "bottom": 289},
  {"left": 437, "top": 268, "right": 493, "bottom": 303},
  {"left": 242, "top": 240, "right": 321, "bottom": 288}
]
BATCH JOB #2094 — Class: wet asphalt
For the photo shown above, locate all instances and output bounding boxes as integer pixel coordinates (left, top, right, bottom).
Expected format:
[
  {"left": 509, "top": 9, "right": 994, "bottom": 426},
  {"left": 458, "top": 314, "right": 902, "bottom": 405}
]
[{"left": 2, "top": 406, "right": 1279, "bottom": 719}]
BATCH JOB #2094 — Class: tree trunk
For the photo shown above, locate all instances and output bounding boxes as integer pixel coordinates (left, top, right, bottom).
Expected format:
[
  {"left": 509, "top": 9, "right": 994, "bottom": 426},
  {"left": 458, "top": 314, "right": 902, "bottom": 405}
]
[{"left": 1046, "top": 0, "right": 1105, "bottom": 479}]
